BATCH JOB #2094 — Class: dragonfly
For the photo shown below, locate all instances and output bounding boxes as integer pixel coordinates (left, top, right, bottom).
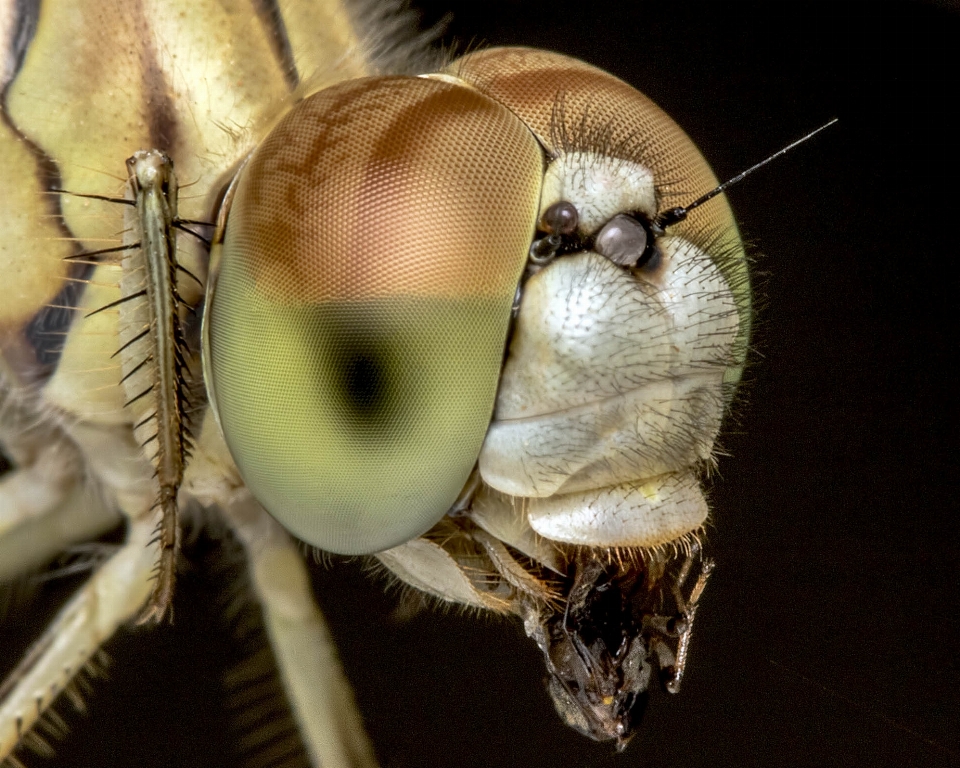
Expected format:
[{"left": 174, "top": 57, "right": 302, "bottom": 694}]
[{"left": 0, "top": 0, "right": 753, "bottom": 765}]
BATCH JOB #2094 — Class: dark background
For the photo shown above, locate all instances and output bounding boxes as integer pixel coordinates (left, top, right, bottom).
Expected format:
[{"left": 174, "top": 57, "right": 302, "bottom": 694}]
[{"left": 2, "top": 1, "right": 956, "bottom": 767}]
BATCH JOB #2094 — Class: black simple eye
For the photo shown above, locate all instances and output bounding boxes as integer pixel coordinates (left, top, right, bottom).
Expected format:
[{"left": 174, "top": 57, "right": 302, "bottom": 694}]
[{"left": 594, "top": 213, "right": 660, "bottom": 270}]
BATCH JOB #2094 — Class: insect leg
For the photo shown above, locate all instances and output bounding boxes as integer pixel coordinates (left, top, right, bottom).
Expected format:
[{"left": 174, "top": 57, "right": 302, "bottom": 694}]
[
  {"left": 221, "top": 494, "right": 379, "bottom": 768},
  {"left": 663, "top": 557, "right": 714, "bottom": 694},
  {"left": 117, "top": 150, "right": 200, "bottom": 625},
  {"left": 0, "top": 514, "right": 157, "bottom": 764},
  {"left": 0, "top": 479, "right": 120, "bottom": 583},
  {"left": 0, "top": 389, "right": 120, "bottom": 580},
  {"left": 471, "top": 527, "right": 561, "bottom": 607},
  {"left": 649, "top": 552, "right": 715, "bottom": 695}
]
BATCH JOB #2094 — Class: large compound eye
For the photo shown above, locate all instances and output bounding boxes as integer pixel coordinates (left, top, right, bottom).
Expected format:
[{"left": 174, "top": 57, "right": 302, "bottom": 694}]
[{"left": 205, "top": 76, "right": 542, "bottom": 555}]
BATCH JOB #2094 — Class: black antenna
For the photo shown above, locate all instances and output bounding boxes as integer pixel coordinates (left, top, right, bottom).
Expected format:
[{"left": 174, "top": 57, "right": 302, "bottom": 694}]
[{"left": 655, "top": 118, "right": 838, "bottom": 229}]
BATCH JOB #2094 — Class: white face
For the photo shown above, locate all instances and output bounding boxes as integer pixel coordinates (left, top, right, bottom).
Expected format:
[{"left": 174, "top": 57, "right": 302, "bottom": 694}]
[
  {"left": 0, "top": 0, "right": 757, "bottom": 764},
  {"left": 479, "top": 154, "right": 741, "bottom": 548}
]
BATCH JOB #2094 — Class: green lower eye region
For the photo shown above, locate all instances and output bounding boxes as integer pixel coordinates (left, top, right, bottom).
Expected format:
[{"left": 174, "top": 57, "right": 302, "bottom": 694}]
[
  {"left": 208, "top": 276, "right": 509, "bottom": 555},
  {"left": 316, "top": 317, "right": 414, "bottom": 434},
  {"left": 340, "top": 352, "right": 386, "bottom": 416}
]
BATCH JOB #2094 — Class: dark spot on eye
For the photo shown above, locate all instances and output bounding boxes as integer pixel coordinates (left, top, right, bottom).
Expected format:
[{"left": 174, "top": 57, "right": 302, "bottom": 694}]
[
  {"left": 326, "top": 333, "right": 398, "bottom": 427},
  {"left": 343, "top": 352, "right": 386, "bottom": 415},
  {"left": 306, "top": 302, "right": 426, "bottom": 446}
]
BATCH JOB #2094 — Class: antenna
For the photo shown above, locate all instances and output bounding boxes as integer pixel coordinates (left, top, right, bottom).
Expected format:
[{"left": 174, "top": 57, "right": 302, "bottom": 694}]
[{"left": 655, "top": 118, "right": 838, "bottom": 229}]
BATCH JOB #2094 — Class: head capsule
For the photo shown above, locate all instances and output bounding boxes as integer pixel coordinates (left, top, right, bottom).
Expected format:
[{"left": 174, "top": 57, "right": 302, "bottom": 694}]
[{"left": 443, "top": 48, "right": 749, "bottom": 543}]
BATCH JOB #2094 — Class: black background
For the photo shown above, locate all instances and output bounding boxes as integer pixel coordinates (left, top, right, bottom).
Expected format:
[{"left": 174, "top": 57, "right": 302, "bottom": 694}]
[{"left": 2, "top": 1, "right": 956, "bottom": 767}]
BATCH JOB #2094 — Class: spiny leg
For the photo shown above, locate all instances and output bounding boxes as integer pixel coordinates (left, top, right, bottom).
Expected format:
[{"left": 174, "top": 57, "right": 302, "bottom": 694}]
[
  {"left": 222, "top": 495, "right": 379, "bottom": 768},
  {"left": 471, "top": 527, "right": 561, "bottom": 607},
  {"left": 664, "top": 557, "right": 714, "bottom": 694},
  {"left": 0, "top": 413, "right": 166, "bottom": 764},
  {"left": 112, "top": 151, "right": 201, "bottom": 624}
]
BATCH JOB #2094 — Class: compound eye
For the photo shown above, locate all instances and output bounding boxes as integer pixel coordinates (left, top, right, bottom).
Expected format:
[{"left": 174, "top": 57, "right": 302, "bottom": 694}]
[
  {"left": 594, "top": 214, "right": 659, "bottom": 270},
  {"left": 205, "top": 75, "right": 542, "bottom": 555}
]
